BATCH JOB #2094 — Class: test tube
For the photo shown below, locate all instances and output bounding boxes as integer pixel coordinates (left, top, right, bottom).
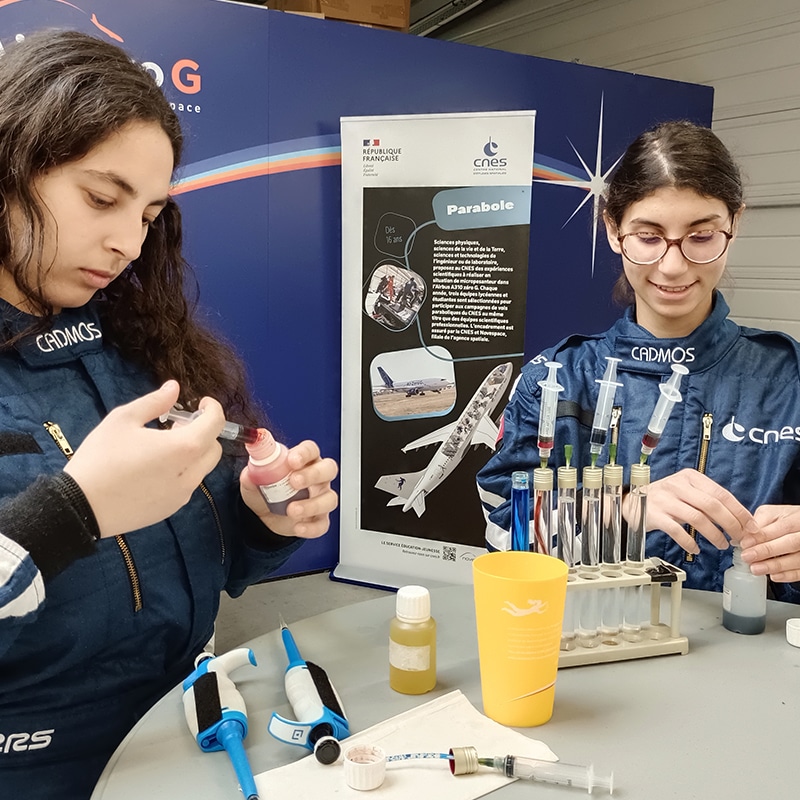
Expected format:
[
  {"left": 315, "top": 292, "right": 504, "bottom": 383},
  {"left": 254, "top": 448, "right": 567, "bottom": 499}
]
[
  {"left": 510, "top": 471, "right": 531, "bottom": 552},
  {"left": 599, "top": 463, "right": 624, "bottom": 643},
  {"left": 640, "top": 364, "right": 688, "bottom": 461},
  {"left": 577, "top": 466, "right": 602, "bottom": 648},
  {"left": 557, "top": 461, "right": 578, "bottom": 651},
  {"left": 536, "top": 361, "right": 564, "bottom": 467},
  {"left": 532, "top": 467, "right": 553, "bottom": 554},
  {"left": 623, "top": 463, "right": 650, "bottom": 642},
  {"left": 589, "top": 357, "right": 623, "bottom": 465}
]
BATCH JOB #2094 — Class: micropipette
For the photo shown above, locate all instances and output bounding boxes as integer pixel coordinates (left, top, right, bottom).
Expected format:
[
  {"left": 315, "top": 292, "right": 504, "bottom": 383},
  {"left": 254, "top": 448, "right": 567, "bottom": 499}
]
[
  {"left": 589, "top": 358, "right": 622, "bottom": 466},
  {"left": 640, "top": 364, "right": 688, "bottom": 462},
  {"left": 182, "top": 649, "right": 260, "bottom": 800},
  {"left": 537, "top": 361, "right": 564, "bottom": 467},
  {"left": 160, "top": 407, "right": 260, "bottom": 445},
  {"left": 478, "top": 754, "right": 614, "bottom": 795}
]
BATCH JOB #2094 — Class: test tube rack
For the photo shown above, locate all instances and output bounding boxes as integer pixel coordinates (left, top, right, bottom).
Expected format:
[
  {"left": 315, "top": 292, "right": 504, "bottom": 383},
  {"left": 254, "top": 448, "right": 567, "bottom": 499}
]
[{"left": 557, "top": 557, "right": 688, "bottom": 668}]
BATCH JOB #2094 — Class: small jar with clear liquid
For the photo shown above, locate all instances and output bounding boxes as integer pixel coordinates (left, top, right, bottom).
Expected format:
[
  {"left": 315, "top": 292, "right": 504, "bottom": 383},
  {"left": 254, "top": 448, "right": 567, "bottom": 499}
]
[
  {"left": 722, "top": 546, "right": 766, "bottom": 635},
  {"left": 389, "top": 585, "right": 436, "bottom": 694}
]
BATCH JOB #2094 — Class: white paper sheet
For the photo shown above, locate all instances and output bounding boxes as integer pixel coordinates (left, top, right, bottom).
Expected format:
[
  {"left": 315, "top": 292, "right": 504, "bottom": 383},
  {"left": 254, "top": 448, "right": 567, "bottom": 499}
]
[{"left": 255, "top": 690, "right": 557, "bottom": 798}]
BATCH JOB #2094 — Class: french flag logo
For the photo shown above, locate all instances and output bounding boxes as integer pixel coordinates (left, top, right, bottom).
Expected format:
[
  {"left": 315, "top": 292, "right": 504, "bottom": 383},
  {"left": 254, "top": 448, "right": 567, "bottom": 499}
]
[{"left": 363, "top": 138, "right": 380, "bottom": 146}]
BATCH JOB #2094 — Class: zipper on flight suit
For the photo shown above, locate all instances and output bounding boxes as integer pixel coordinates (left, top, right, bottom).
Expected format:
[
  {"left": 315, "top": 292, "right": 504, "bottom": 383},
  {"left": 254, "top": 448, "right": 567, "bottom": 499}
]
[
  {"left": 43, "top": 420, "right": 143, "bottom": 612},
  {"left": 200, "top": 480, "right": 226, "bottom": 564},
  {"left": 684, "top": 412, "right": 713, "bottom": 563},
  {"left": 609, "top": 405, "right": 622, "bottom": 450}
]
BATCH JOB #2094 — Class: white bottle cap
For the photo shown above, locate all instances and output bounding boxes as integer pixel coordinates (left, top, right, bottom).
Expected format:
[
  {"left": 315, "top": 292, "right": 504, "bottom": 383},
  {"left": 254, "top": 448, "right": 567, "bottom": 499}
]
[
  {"left": 786, "top": 618, "right": 800, "bottom": 648},
  {"left": 396, "top": 585, "right": 431, "bottom": 623},
  {"left": 344, "top": 744, "right": 386, "bottom": 790}
]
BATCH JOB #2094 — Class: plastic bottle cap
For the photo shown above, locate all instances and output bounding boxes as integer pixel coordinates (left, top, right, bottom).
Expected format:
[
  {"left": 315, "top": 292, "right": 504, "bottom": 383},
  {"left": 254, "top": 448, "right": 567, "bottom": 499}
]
[
  {"left": 603, "top": 464, "right": 623, "bottom": 486},
  {"left": 344, "top": 744, "right": 386, "bottom": 790},
  {"left": 583, "top": 466, "right": 602, "bottom": 489},
  {"left": 787, "top": 618, "right": 800, "bottom": 648},
  {"left": 557, "top": 466, "right": 577, "bottom": 488},
  {"left": 396, "top": 585, "right": 431, "bottom": 623},
  {"left": 533, "top": 467, "right": 553, "bottom": 491}
]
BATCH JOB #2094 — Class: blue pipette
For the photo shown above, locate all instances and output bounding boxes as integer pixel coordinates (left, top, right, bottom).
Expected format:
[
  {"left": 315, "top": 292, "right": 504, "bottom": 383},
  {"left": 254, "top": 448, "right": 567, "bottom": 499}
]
[
  {"left": 537, "top": 361, "right": 564, "bottom": 467},
  {"left": 589, "top": 357, "right": 623, "bottom": 465},
  {"left": 182, "top": 649, "right": 259, "bottom": 800},
  {"left": 640, "top": 364, "right": 688, "bottom": 461}
]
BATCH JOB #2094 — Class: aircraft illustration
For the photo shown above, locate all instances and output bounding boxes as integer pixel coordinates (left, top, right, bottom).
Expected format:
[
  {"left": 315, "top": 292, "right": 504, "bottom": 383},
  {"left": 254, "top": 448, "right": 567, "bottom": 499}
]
[
  {"left": 374, "top": 365, "right": 451, "bottom": 397},
  {"left": 375, "top": 362, "right": 513, "bottom": 516}
]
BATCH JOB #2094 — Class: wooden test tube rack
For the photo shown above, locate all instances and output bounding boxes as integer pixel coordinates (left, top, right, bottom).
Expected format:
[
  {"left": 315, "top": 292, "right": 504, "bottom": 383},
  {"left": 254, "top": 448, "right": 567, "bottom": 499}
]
[{"left": 557, "top": 557, "right": 689, "bottom": 668}]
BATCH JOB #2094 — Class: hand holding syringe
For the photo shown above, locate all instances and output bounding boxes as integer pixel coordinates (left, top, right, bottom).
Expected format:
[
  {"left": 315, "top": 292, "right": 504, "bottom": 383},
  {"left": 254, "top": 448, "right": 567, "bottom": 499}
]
[
  {"left": 537, "top": 361, "right": 564, "bottom": 468},
  {"left": 640, "top": 364, "right": 688, "bottom": 462},
  {"left": 589, "top": 357, "right": 623, "bottom": 466},
  {"left": 160, "top": 407, "right": 260, "bottom": 444}
]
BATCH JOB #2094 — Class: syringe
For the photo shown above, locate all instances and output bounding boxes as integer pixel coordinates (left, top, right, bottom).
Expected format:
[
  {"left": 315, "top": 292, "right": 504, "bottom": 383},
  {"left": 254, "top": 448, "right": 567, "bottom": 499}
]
[
  {"left": 537, "top": 361, "right": 564, "bottom": 467},
  {"left": 448, "top": 747, "right": 613, "bottom": 795},
  {"left": 160, "top": 407, "right": 260, "bottom": 445},
  {"left": 640, "top": 364, "right": 688, "bottom": 462},
  {"left": 589, "top": 358, "right": 622, "bottom": 466},
  {"left": 479, "top": 754, "right": 614, "bottom": 795}
]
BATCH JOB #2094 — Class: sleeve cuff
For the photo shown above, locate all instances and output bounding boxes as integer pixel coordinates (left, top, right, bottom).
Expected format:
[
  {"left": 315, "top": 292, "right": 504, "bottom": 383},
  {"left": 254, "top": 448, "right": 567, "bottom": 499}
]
[{"left": 0, "top": 472, "right": 101, "bottom": 580}]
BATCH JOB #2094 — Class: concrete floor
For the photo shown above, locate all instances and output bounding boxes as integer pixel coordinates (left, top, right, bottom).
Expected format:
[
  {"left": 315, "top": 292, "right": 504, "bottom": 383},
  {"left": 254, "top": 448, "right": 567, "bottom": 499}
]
[{"left": 213, "top": 570, "right": 391, "bottom": 653}]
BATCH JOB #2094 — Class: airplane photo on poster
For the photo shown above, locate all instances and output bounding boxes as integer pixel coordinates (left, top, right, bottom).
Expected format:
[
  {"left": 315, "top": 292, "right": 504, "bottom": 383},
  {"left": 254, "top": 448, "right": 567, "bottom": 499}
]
[
  {"left": 375, "top": 362, "right": 513, "bottom": 517},
  {"left": 374, "top": 366, "right": 452, "bottom": 397}
]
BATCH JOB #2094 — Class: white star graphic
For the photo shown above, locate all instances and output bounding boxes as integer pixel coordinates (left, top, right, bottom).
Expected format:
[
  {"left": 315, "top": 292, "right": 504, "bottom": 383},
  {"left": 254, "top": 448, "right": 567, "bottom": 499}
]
[{"left": 534, "top": 95, "right": 622, "bottom": 277}]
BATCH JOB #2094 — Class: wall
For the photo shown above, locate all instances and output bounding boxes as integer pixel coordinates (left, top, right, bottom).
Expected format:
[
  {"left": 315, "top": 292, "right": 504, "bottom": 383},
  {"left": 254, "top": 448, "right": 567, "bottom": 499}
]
[{"left": 436, "top": 0, "right": 800, "bottom": 337}]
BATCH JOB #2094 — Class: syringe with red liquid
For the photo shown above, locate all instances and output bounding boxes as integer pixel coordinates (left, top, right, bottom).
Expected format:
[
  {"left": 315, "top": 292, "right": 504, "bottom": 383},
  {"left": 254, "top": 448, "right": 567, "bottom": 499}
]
[
  {"left": 640, "top": 364, "right": 688, "bottom": 462},
  {"left": 537, "top": 361, "right": 564, "bottom": 467}
]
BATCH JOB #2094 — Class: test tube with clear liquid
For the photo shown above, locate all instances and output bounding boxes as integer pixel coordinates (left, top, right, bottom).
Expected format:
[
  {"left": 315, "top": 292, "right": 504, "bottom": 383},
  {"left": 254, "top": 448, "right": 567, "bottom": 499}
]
[
  {"left": 577, "top": 466, "right": 602, "bottom": 648},
  {"left": 599, "top": 463, "right": 623, "bottom": 643},
  {"left": 557, "top": 462, "right": 578, "bottom": 651},
  {"left": 623, "top": 463, "right": 650, "bottom": 641},
  {"left": 532, "top": 467, "right": 553, "bottom": 555}
]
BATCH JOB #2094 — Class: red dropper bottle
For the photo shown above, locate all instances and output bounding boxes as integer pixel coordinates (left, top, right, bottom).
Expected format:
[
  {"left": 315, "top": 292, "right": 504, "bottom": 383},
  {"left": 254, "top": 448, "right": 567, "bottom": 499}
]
[{"left": 245, "top": 429, "right": 309, "bottom": 515}]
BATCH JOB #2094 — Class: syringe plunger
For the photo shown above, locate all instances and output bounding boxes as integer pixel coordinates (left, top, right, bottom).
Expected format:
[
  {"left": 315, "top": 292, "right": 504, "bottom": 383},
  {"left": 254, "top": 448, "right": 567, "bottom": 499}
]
[
  {"left": 640, "top": 364, "right": 688, "bottom": 457},
  {"left": 589, "top": 358, "right": 622, "bottom": 457}
]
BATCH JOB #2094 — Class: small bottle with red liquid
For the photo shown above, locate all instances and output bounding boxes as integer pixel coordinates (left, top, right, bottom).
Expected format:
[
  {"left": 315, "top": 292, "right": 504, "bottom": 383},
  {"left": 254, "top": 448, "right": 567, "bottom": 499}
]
[{"left": 245, "top": 429, "right": 309, "bottom": 515}]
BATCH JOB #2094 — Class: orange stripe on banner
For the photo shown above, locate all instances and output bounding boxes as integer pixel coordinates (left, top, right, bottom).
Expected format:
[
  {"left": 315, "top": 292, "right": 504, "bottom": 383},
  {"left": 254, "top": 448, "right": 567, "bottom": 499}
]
[{"left": 171, "top": 153, "right": 341, "bottom": 195}]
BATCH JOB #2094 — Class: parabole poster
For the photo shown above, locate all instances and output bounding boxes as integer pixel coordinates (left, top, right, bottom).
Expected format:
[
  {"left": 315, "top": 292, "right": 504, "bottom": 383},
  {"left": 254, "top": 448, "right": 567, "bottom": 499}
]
[{"left": 338, "top": 111, "right": 535, "bottom": 588}]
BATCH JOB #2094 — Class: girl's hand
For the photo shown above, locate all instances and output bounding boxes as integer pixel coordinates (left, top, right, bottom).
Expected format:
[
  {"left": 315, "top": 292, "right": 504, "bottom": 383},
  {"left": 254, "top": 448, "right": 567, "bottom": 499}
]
[
  {"left": 240, "top": 439, "right": 338, "bottom": 539},
  {"left": 65, "top": 380, "right": 225, "bottom": 537},
  {"left": 622, "top": 468, "right": 761, "bottom": 553},
  {"left": 740, "top": 505, "right": 800, "bottom": 582}
]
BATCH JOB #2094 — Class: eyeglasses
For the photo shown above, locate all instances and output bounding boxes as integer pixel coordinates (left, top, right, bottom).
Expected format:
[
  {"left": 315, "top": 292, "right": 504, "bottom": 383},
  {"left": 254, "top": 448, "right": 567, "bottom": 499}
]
[{"left": 617, "top": 230, "right": 734, "bottom": 265}]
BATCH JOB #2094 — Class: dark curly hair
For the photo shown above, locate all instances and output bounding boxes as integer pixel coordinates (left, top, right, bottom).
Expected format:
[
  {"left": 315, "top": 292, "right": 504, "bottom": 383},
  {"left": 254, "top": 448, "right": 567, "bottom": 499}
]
[
  {"left": 603, "top": 120, "right": 744, "bottom": 307},
  {"left": 0, "top": 29, "right": 259, "bottom": 422}
]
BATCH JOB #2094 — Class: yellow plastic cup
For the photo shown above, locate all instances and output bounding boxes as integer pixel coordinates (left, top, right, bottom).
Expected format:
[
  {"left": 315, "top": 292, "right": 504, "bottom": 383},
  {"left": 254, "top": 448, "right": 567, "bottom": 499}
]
[{"left": 473, "top": 551, "right": 568, "bottom": 726}]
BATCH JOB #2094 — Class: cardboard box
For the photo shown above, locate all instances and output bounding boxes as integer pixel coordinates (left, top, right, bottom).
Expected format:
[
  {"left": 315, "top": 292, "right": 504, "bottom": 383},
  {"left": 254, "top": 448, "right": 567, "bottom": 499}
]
[{"left": 267, "top": 0, "right": 409, "bottom": 30}]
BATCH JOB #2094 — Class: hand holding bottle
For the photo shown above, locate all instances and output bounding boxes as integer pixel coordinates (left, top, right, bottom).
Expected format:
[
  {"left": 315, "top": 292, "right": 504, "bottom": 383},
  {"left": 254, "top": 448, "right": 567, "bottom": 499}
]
[{"left": 239, "top": 433, "right": 338, "bottom": 539}]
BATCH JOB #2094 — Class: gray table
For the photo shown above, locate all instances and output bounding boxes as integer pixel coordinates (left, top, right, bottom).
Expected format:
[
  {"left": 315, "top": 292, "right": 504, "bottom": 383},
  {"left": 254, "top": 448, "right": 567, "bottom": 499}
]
[{"left": 92, "top": 586, "right": 799, "bottom": 799}]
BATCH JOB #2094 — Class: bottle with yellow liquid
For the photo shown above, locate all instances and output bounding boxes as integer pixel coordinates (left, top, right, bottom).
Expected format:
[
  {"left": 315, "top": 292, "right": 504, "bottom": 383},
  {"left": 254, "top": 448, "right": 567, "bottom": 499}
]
[{"left": 389, "top": 585, "right": 436, "bottom": 694}]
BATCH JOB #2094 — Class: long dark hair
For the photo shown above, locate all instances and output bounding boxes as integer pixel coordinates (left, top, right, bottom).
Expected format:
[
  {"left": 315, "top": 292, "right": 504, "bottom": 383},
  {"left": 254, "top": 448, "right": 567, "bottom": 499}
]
[
  {"left": 0, "top": 29, "right": 258, "bottom": 422},
  {"left": 603, "top": 120, "right": 744, "bottom": 306}
]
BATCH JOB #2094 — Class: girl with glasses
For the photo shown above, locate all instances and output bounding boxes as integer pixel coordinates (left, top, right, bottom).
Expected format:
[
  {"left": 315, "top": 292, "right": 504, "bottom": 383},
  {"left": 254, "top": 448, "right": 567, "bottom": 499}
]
[{"left": 478, "top": 120, "right": 800, "bottom": 604}]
